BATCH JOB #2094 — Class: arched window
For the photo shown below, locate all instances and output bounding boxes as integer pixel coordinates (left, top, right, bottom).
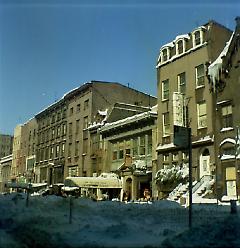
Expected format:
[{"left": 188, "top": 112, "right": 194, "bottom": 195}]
[{"left": 192, "top": 27, "right": 205, "bottom": 47}]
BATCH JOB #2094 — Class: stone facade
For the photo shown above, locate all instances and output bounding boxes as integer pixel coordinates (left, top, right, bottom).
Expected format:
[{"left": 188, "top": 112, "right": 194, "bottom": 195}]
[
  {"left": 155, "top": 20, "right": 232, "bottom": 198},
  {"left": 31, "top": 81, "right": 156, "bottom": 184},
  {"left": 0, "top": 134, "right": 13, "bottom": 159}
]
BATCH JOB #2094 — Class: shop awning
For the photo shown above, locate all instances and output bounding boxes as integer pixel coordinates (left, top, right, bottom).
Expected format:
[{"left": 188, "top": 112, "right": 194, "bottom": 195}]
[{"left": 65, "top": 176, "right": 122, "bottom": 189}]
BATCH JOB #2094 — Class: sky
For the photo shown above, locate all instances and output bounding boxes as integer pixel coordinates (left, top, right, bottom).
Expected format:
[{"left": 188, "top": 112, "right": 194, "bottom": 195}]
[{"left": 0, "top": 0, "right": 239, "bottom": 135}]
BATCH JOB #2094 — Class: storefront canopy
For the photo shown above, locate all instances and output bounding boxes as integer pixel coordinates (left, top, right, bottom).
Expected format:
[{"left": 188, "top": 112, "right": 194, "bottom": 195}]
[{"left": 65, "top": 176, "right": 122, "bottom": 189}]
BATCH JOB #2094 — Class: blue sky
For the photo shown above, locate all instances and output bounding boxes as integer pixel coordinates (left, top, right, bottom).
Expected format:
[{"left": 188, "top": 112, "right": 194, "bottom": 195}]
[{"left": 0, "top": 0, "right": 239, "bottom": 135}]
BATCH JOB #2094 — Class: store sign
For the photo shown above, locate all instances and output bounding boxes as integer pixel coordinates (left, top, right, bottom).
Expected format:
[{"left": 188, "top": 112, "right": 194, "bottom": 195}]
[{"left": 173, "top": 92, "right": 185, "bottom": 127}]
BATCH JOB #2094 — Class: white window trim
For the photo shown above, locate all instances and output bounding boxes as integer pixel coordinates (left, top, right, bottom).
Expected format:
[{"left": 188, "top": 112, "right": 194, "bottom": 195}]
[
  {"left": 162, "top": 79, "right": 169, "bottom": 101},
  {"left": 192, "top": 28, "right": 204, "bottom": 47},
  {"left": 176, "top": 39, "right": 186, "bottom": 55},
  {"left": 162, "top": 112, "right": 170, "bottom": 137},
  {"left": 177, "top": 72, "right": 186, "bottom": 93},
  {"left": 161, "top": 47, "right": 170, "bottom": 62},
  {"left": 195, "top": 64, "right": 205, "bottom": 88},
  {"left": 197, "top": 102, "right": 207, "bottom": 129}
]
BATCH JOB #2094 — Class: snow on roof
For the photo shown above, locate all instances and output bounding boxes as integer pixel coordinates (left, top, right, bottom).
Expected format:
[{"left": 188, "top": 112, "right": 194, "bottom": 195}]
[
  {"left": 100, "top": 111, "right": 157, "bottom": 132},
  {"left": 219, "top": 138, "right": 236, "bottom": 147},
  {"left": 174, "top": 34, "right": 190, "bottom": 42},
  {"left": 208, "top": 33, "right": 234, "bottom": 90},
  {"left": 221, "top": 154, "right": 235, "bottom": 160},
  {"left": 157, "top": 41, "right": 208, "bottom": 68},
  {"left": 156, "top": 143, "right": 176, "bottom": 151},
  {"left": 192, "top": 135, "right": 214, "bottom": 144},
  {"left": 161, "top": 41, "right": 174, "bottom": 49},
  {"left": 98, "top": 109, "right": 108, "bottom": 116}
]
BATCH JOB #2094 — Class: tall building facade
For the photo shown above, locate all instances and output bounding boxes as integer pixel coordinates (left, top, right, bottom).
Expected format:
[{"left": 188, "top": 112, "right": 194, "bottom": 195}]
[
  {"left": 34, "top": 81, "right": 156, "bottom": 184},
  {"left": 0, "top": 134, "right": 13, "bottom": 159},
  {"left": 155, "top": 20, "right": 232, "bottom": 198},
  {"left": 208, "top": 17, "right": 240, "bottom": 199}
]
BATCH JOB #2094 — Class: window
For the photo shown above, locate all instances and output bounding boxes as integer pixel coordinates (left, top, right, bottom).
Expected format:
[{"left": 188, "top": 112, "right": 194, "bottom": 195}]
[
  {"left": 197, "top": 102, "right": 207, "bottom": 128},
  {"left": 69, "top": 107, "right": 73, "bottom": 116},
  {"left": 61, "top": 143, "right": 65, "bottom": 156},
  {"left": 119, "top": 142, "right": 124, "bottom": 159},
  {"left": 45, "top": 147, "right": 49, "bottom": 160},
  {"left": 52, "top": 128, "right": 55, "bottom": 139},
  {"left": 83, "top": 116, "right": 88, "bottom": 129},
  {"left": 76, "top": 120, "right": 80, "bottom": 134},
  {"left": 68, "top": 143, "right": 72, "bottom": 157},
  {"left": 56, "top": 145, "right": 60, "bottom": 158},
  {"left": 84, "top": 99, "right": 89, "bottom": 110},
  {"left": 50, "top": 146, "right": 54, "bottom": 159},
  {"left": 223, "top": 147, "right": 235, "bottom": 156},
  {"left": 133, "top": 137, "right": 138, "bottom": 156},
  {"left": 173, "top": 153, "right": 179, "bottom": 161},
  {"left": 75, "top": 141, "right": 79, "bottom": 156},
  {"left": 222, "top": 105, "right": 233, "bottom": 128},
  {"left": 57, "top": 126, "right": 61, "bottom": 137},
  {"left": 51, "top": 114, "right": 55, "bottom": 124},
  {"left": 69, "top": 123, "right": 72, "bottom": 135},
  {"left": 62, "top": 108, "right": 67, "bottom": 119},
  {"left": 147, "top": 135, "right": 152, "bottom": 155},
  {"left": 62, "top": 123, "right": 66, "bottom": 135},
  {"left": 76, "top": 104, "right": 81, "bottom": 113},
  {"left": 193, "top": 30, "right": 202, "bottom": 46},
  {"left": 140, "top": 136, "right": 145, "bottom": 155},
  {"left": 195, "top": 64, "right": 205, "bottom": 87},
  {"left": 163, "top": 154, "right": 169, "bottom": 162},
  {"left": 83, "top": 139, "right": 88, "bottom": 154},
  {"left": 178, "top": 72, "right": 186, "bottom": 94},
  {"left": 57, "top": 112, "right": 61, "bottom": 121},
  {"left": 112, "top": 151, "right": 118, "bottom": 160},
  {"left": 112, "top": 143, "right": 118, "bottom": 160},
  {"left": 162, "top": 79, "right": 169, "bottom": 100},
  {"left": 162, "top": 49, "right": 168, "bottom": 61},
  {"left": 163, "top": 112, "right": 170, "bottom": 136},
  {"left": 68, "top": 166, "right": 78, "bottom": 177},
  {"left": 176, "top": 40, "right": 184, "bottom": 54}
]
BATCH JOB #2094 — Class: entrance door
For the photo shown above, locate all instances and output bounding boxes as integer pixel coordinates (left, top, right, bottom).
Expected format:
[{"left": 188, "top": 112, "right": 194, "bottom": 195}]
[
  {"left": 199, "top": 149, "right": 211, "bottom": 178},
  {"left": 226, "top": 181, "right": 237, "bottom": 196}
]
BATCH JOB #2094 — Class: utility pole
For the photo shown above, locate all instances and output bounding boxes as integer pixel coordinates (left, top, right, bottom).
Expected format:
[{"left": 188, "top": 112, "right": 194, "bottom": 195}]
[{"left": 188, "top": 127, "right": 193, "bottom": 228}]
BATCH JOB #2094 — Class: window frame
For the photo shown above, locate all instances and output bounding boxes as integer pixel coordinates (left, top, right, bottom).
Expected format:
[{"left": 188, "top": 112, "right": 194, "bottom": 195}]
[
  {"left": 162, "top": 79, "right": 169, "bottom": 101},
  {"left": 163, "top": 112, "right": 170, "bottom": 136},
  {"left": 195, "top": 64, "right": 205, "bottom": 87},
  {"left": 177, "top": 72, "right": 186, "bottom": 94},
  {"left": 197, "top": 102, "right": 207, "bottom": 129}
]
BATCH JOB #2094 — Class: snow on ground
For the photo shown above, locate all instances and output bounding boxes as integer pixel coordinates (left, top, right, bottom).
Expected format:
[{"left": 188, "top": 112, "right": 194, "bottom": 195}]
[{"left": 0, "top": 193, "right": 239, "bottom": 248}]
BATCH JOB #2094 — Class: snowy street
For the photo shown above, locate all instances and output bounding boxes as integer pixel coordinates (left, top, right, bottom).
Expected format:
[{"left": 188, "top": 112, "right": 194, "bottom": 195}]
[{"left": 0, "top": 193, "right": 239, "bottom": 248}]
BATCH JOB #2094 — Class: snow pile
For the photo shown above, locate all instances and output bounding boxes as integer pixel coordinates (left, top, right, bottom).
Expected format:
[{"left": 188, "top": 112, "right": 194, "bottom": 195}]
[
  {"left": 0, "top": 193, "right": 239, "bottom": 248},
  {"left": 155, "top": 164, "right": 189, "bottom": 184}
]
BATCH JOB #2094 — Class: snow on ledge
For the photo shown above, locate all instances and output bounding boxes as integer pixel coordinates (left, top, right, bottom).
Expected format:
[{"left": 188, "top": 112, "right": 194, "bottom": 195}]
[
  {"left": 219, "top": 138, "right": 236, "bottom": 147},
  {"left": 220, "top": 127, "right": 234, "bottom": 132}
]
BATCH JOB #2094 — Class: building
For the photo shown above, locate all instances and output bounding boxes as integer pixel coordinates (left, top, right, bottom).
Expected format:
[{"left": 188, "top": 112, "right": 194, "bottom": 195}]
[
  {"left": 155, "top": 20, "right": 232, "bottom": 199},
  {"left": 208, "top": 17, "right": 240, "bottom": 200},
  {"left": 34, "top": 81, "right": 156, "bottom": 185},
  {"left": 0, "top": 154, "right": 12, "bottom": 192},
  {"left": 0, "top": 134, "right": 13, "bottom": 159},
  {"left": 11, "top": 118, "right": 38, "bottom": 184},
  {"left": 100, "top": 105, "right": 157, "bottom": 201}
]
